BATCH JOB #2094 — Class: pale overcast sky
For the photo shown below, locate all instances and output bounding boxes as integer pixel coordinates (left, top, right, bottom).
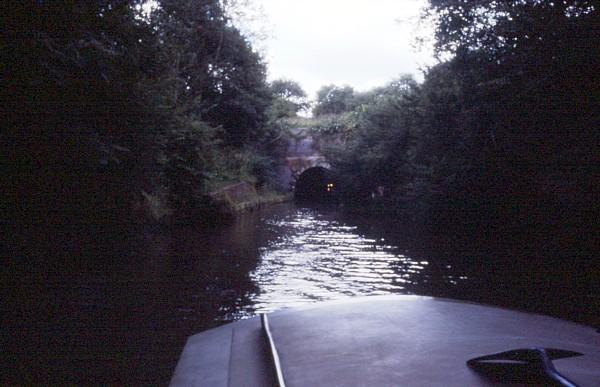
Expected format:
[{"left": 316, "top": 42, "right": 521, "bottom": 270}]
[{"left": 250, "top": 0, "right": 436, "bottom": 99}]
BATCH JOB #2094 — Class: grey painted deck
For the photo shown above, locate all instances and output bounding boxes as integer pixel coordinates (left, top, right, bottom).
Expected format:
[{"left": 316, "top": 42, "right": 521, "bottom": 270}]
[
  {"left": 171, "top": 296, "right": 600, "bottom": 386},
  {"left": 170, "top": 317, "right": 273, "bottom": 387}
]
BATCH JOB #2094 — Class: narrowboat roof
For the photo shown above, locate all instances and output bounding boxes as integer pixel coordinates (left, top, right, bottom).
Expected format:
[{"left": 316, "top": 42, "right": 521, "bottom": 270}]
[{"left": 170, "top": 295, "right": 600, "bottom": 386}]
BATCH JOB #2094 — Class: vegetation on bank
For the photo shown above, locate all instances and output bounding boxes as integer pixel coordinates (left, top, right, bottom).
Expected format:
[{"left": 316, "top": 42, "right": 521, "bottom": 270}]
[
  {"left": 306, "top": 1, "right": 599, "bottom": 239},
  {"left": 3, "top": 1, "right": 598, "bottom": 244},
  {"left": 3, "top": 1, "right": 300, "bottom": 233}
]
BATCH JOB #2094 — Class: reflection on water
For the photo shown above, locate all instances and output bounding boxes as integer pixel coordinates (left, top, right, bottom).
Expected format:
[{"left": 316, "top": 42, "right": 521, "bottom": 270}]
[
  {"left": 216, "top": 206, "right": 467, "bottom": 319},
  {"left": 249, "top": 210, "right": 423, "bottom": 311}
]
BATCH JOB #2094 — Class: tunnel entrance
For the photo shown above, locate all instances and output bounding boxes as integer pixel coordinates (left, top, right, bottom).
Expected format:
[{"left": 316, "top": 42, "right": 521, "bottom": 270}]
[{"left": 294, "top": 167, "right": 338, "bottom": 204}]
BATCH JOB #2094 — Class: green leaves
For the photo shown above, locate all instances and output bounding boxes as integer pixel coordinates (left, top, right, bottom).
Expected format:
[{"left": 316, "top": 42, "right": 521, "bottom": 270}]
[
  {"left": 313, "top": 85, "right": 357, "bottom": 116},
  {"left": 267, "top": 79, "right": 309, "bottom": 119},
  {"left": 2, "top": 0, "right": 282, "bottom": 226}
]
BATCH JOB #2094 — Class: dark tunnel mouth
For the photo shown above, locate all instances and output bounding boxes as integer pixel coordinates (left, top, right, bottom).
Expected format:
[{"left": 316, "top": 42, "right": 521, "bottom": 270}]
[{"left": 294, "top": 166, "right": 338, "bottom": 204}]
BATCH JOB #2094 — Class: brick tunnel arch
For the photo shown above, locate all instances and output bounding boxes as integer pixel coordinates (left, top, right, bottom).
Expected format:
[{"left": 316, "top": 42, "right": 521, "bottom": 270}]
[
  {"left": 275, "top": 126, "right": 341, "bottom": 192},
  {"left": 294, "top": 166, "right": 338, "bottom": 203},
  {"left": 278, "top": 156, "right": 330, "bottom": 192}
]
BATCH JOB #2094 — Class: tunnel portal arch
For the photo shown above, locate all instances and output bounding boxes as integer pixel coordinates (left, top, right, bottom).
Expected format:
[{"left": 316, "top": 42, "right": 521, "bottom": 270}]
[
  {"left": 274, "top": 126, "right": 342, "bottom": 193},
  {"left": 294, "top": 166, "right": 338, "bottom": 204}
]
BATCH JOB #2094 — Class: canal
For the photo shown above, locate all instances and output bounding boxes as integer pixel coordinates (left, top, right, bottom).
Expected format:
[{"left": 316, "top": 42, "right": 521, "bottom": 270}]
[{"left": 2, "top": 202, "right": 598, "bottom": 384}]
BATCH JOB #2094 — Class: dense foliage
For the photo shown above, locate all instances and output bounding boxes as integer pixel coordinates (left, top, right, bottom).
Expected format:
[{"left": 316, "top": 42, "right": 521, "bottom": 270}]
[
  {"left": 312, "top": 2, "right": 599, "bottom": 323},
  {"left": 2, "top": 0, "right": 290, "bottom": 234},
  {"left": 323, "top": 0, "right": 599, "bottom": 237},
  {"left": 3, "top": 0, "right": 597, "bottom": 247},
  {"left": 268, "top": 79, "right": 309, "bottom": 118}
]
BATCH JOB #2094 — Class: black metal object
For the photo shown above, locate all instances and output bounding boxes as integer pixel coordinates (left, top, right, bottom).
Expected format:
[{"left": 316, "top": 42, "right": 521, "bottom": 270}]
[
  {"left": 261, "top": 313, "right": 287, "bottom": 387},
  {"left": 467, "top": 347, "right": 583, "bottom": 386}
]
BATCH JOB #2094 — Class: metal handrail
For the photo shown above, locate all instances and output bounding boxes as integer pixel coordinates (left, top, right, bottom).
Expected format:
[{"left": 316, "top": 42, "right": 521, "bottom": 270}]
[{"left": 261, "top": 313, "right": 287, "bottom": 387}]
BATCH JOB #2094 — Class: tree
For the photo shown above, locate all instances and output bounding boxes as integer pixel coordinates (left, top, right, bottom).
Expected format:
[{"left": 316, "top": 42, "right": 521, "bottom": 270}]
[
  {"left": 267, "top": 79, "right": 308, "bottom": 118},
  {"left": 2, "top": 1, "right": 156, "bottom": 229},
  {"left": 411, "top": 0, "right": 600, "bottom": 230},
  {"left": 270, "top": 79, "right": 307, "bottom": 100},
  {"left": 325, "top": 78, "right": 420, "bottom": 205},
  {"left": 151, "top": 0, "right": 271, "bottom": 147},
  {"left": 424, "top": 0, "right": 600, "bottom": 186},
  {"left": 2, "top": 0, "right": 281, "bottom": 230},
  {"left": 312, "top": 84, "right": 356, "bottom": 116}
]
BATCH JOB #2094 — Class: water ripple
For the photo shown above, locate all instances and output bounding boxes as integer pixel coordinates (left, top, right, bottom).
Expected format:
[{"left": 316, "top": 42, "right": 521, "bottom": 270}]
[{"left": 245, "top": 209, "right": 432, "bottom": 314}]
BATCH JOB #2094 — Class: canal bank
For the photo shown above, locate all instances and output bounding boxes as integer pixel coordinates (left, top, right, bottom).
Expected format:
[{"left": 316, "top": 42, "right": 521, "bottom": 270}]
[
  {"left": 209, "top": 181, "right": 292, "bottom": 215},
  {"left": 138, "top": 181, "right": 292, "bottom": 227}
]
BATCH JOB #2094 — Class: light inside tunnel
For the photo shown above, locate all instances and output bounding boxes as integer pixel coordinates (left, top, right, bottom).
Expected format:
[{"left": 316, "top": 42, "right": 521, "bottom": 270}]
[{"left": 294, "top": 167, "right": 338, "bottom": 204}]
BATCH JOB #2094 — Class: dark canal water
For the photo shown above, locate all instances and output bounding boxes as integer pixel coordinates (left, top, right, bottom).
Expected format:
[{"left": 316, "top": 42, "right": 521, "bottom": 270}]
[{"left": 3, "top": 202, "right": 598, "bottom": 385}]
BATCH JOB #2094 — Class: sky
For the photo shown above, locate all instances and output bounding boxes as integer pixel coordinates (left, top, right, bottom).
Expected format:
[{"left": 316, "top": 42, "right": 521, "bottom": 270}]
[{"left": 247, "top": 0, "right": 436, "bottom": 99}]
